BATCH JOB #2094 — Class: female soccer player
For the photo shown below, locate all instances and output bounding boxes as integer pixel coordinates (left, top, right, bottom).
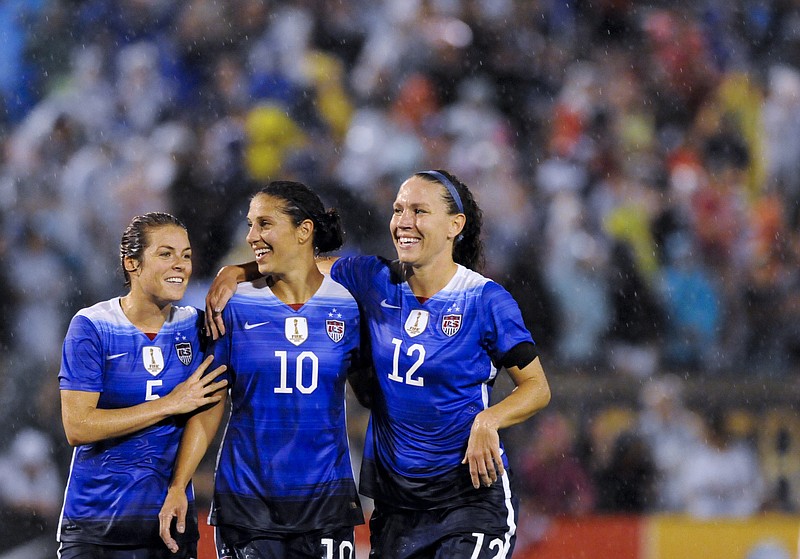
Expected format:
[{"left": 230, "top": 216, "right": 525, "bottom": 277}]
[
  {"left": 158, "top": 181, "right": 364, "bottom": 558},
  {"left": 58, "top": 212, "right": 228, "bottom": 559},
  {"left": 208, "top": 170, "right": 552, "bottom": 558}
]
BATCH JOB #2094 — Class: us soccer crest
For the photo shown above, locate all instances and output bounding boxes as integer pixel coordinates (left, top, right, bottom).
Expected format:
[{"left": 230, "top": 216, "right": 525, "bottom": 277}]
[
  {"left": 326, "top": 319, "right": 345, "bottom": 342},
  {"left": 143, "top": 346, "right": 164, "bottom": 375},
  {"left": 442, "top": 314, "right": 462, "bottom": 337},
  {"left": 285, "top": 316, "right": 308, "bottom": 346},
  {"left": 175, "top": 342, "right": 193, "bottom": 365},
  {"left": 404, "top": 310, "right": 429, "bottom": 337}
]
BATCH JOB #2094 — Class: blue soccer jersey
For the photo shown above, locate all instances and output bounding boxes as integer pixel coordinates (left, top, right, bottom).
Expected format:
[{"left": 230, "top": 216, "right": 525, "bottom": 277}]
[
  {"left": 58, "top": 298, "right": 205, "bottom": 546},
  {"left": 331, "top": 256, "right": 534, "bottom": 507},
  {"left": 210, "top": 275, "right": 363, "bottom": 533}
]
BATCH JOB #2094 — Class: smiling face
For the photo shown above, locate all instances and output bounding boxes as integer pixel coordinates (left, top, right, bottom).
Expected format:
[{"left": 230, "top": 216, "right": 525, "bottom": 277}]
[
  {"left": 125, "top": 224, "right": 192, "bottom": 306},
  {"left": 390, "top": 176, "right": 465, "bottom": 269},
  {"left": 246, "top": 193, "right": 313, "bottom": 278}
]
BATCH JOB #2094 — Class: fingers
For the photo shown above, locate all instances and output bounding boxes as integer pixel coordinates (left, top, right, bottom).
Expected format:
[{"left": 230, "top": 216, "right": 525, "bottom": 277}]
[
  {"left": 203, "top": 381, "right": 229, "bottom": 403},
  {"left": 201, "top": 366, "right": 228, "bottom": 400},
  {"left": 205, "top": 285, "right": 232, "bottom": 340},
  {"left": 463, "top": 450, "right": 504, "bottom": 489},
  {"left": 190, "top": 359, "right": 227, "bottom": 386},
  {"left": 158, "top": 508, "right": 180, "bottom": 554},
  {"left": 202, "top": 365, "right": 228, "bottom": 384},
  {"left": 463, "top": 455, "right": 481, "bottom": 489},
  {"left": 212, "top": 311, "right": 226, "bottom": 338},
  {"left": 204, "top": 301, "right": 225, "bottom": 340}
]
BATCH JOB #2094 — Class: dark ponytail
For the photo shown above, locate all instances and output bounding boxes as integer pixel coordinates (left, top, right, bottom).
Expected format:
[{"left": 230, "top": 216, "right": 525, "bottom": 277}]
[{"left": 256, "top": 180, "right": 344, "bottom": 254}]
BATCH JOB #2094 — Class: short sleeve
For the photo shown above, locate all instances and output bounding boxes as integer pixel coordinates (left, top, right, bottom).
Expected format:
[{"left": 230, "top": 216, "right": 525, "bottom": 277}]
[
  {"left": 480, "top": 281, "right": 534, "bottom": 362},
  {"left": 330, "top": 255, "right": 386, "bottom": 302},
  {"left": 59, "top": 314, "right": 105, "bottom": 392}
]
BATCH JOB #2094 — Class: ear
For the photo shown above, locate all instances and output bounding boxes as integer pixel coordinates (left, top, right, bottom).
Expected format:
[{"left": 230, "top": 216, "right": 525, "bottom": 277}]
[
  {"left": 123, "top": 256, "right": 139, "bottom": 274},
  {"left": 296, "top": 219, "right": 314, "bottom": 245},
  {"left": 448, "top": 213, "right": 466, "bottom": 241}
]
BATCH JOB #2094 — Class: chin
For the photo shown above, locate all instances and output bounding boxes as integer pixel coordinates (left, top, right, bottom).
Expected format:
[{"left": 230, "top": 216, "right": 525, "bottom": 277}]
[
  {"left": 168, "top": 289, "right": 188, "bottom": 302},
  {"left": 257, "top": 262, "right": 272, "bottom": 277}
]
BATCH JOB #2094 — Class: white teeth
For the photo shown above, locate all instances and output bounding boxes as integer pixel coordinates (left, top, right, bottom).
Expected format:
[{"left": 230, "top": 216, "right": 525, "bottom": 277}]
[
  {"left": 254, "top": 247, "right": 271, "bottom": 258},
  {"left": 397, "top": 237, "right": 419, "bottom": 246},
  {"left": 165, "top": 278, "right": 183, "bottom": 284}
]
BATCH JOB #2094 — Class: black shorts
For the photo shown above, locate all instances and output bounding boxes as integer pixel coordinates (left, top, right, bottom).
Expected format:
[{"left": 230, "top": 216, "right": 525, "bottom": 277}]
[
  {"left": 368, "top": 473, "right": 519, "bottom": 559},
  {"left": 58, "top": 541, "right": 197, "bottom": 559},
  {"left": 216, "top": 524, "right": 356, "bottom": 559}
]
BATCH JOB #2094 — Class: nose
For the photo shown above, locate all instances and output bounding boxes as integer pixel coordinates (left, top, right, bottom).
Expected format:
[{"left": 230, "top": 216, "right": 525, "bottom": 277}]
[
  {"left": 245, "top": 223, "right": 259, "bottom": 243},
  {"left": 172, "top": 256, "right": 188, "bottom": 270},
  {"left": 395, "top": 209, "right": 414, "bottom": 228}
]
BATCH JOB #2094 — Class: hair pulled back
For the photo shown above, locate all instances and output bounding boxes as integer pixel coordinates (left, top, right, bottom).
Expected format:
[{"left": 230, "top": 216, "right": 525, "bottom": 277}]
[{"left": 256, "top": 180, "right": 343, "bottom": 254}]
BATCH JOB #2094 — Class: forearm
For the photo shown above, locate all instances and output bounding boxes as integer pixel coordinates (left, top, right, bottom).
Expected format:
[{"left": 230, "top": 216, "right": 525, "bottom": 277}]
[
  {"left": 62, "top": 392, "right": 182, "bottom": 446},
  {"left": 219, "top": 261, "right": 261, "bottom": 283},
  {"left": 479, "top": 358, "right": 551, "bottom": 430},
  {"left": 169, "top": 395, "right": 227, "bottom": 490}
]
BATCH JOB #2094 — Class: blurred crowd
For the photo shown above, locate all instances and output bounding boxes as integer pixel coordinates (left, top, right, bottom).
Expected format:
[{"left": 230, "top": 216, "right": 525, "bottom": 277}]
[
  {"left": 1, "top": 0, "right": 800, "bottom": 551},
  {"left": 508, "top": 374, "right": 799, "bottom": 550}
]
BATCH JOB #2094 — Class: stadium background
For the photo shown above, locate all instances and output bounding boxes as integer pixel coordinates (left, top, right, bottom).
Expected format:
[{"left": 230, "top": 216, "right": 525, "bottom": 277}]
[{"left": 0, "top": 1, "right": 799, "bottom": 557}]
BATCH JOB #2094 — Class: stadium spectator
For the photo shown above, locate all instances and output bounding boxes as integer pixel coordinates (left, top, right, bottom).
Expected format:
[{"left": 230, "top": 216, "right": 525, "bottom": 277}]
[
  {"left": 677, "top": 406, "right": 766, "bottom": 518},
  {"left": 638, "top": 375, "right": 704, "bottom": 512}
]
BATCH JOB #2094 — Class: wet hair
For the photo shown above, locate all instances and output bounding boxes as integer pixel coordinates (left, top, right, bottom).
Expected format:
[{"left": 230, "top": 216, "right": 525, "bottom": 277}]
[
  {"left": 120, "top": 212, "right": 187, "bottom": 288},
  {"left": 415, "top": 170, "right": 484, "bottom": 271},
  {"left": 255, "top": 180, "right": 343, "bottom": 254}
]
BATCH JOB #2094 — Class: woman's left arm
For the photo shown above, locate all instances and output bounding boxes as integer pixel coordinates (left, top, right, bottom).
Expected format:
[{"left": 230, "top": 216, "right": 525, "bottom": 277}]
[{"left": 462, "top": 356, "right": 551, "bottom": 489}]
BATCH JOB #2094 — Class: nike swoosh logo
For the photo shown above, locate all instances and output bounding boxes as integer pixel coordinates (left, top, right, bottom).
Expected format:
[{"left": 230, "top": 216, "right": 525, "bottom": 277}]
[
  {"left": 106, "top": 353, "right": 127, "bottom": 360},
  {"left": 244, "top": 321, "right": 270, "bottom": 330},
  {"left": 380, "top": 299, "right": 401, "bottom": 309}
]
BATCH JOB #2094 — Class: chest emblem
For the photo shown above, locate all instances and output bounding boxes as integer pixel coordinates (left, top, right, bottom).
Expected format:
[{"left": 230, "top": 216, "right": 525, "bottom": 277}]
[
  {"left": 285, "top": 316, "right": 308, "bottom": 346},
  {"left": 326, "top": 320, "right": 345, "bottom": 343},
  {"left": 143, "top": 346, "right": 164, "bottom": 376},
  {"left": 404, "top": 310, "right": 429, "bottom": 338},
  {"left": 175, "top": 342, "right": 193, "bottom": 365},
  {"left": 442, "top": 313, "right": 462, "bottom": 337}
]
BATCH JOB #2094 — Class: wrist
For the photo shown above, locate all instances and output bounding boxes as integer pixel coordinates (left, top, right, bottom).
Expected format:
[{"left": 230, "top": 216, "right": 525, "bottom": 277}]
[
  {"left": 168, "top": 479, "right": 189, "bottom": 492},
  {"left": 475, "top": 409, "right": 501, "bottom": 431}
]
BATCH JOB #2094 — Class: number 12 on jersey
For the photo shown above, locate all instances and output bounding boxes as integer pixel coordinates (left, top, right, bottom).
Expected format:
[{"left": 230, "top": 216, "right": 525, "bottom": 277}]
[{"left": 387, "top": 337, "right": 426, "bottom": 386}]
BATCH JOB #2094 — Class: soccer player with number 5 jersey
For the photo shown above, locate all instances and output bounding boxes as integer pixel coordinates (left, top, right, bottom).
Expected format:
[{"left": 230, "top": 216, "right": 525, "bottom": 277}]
[{"left": 58, "top": 213, "right": 228, "bottom": 559}]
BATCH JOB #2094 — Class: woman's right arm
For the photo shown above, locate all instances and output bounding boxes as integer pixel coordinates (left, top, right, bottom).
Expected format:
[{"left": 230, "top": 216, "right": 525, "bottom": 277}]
[
  {"left": 60, "top": 355, "right": 227, "bottom": 446},
  {"left": 205, "top": 262, "right": 260, "bottom": 339},
  {"left": 159, "top": 391, "right": 228, "bottom": 553},
  {"left": 205, "top": 258, "right": 339, "bottom": 338}
]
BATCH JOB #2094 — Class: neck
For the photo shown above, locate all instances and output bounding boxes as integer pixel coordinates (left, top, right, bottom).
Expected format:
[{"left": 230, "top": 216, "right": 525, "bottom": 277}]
[
  {"left": 270, "top": 265, "right": 325, "bottom": 305},
  {"left": 120, "top": 293, "right": 171, "bottom": 332},
  {"left": 406, "top": 260, "right": 458, "bottom": 299}
]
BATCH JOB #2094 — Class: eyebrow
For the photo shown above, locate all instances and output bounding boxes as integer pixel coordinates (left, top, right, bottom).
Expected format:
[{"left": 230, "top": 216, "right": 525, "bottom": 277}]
[
  {"left": 394, "top": 201, "right": 432, "bottom": 208},
  {"left": 154, "top": 244, "right": 191, "bottom": 252}
]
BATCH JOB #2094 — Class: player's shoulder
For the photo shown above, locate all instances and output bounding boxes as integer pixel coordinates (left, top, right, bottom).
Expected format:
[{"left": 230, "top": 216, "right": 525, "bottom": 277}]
[
  {"left": 74, "top": 297, "right": 125, "bottom": 325},
  {"left": 234, "top": 276, "right": 274, "bottom": 300},
  {"left": 320, "top": 273, "right": 357, "bottom": 300},
  {"left": 446, "top": 266, "right": 514, "bottom": 304},
  {"left": 447, "top": 265, "right": 493, "bottom": 292},
  {"left": 168, "top": 304, "right": 201, "bottom": 327},
  {"left": 334, "top": 254, "right": 393, "bottom": 278},
  {"left": 171, "top": 303, "right": 200, "bottom": 316}
]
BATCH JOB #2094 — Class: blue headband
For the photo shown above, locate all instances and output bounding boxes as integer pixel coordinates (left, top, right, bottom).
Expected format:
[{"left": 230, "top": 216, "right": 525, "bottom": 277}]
[{"left": 420, "top": 170, "right": 464, "bottom": 214}]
